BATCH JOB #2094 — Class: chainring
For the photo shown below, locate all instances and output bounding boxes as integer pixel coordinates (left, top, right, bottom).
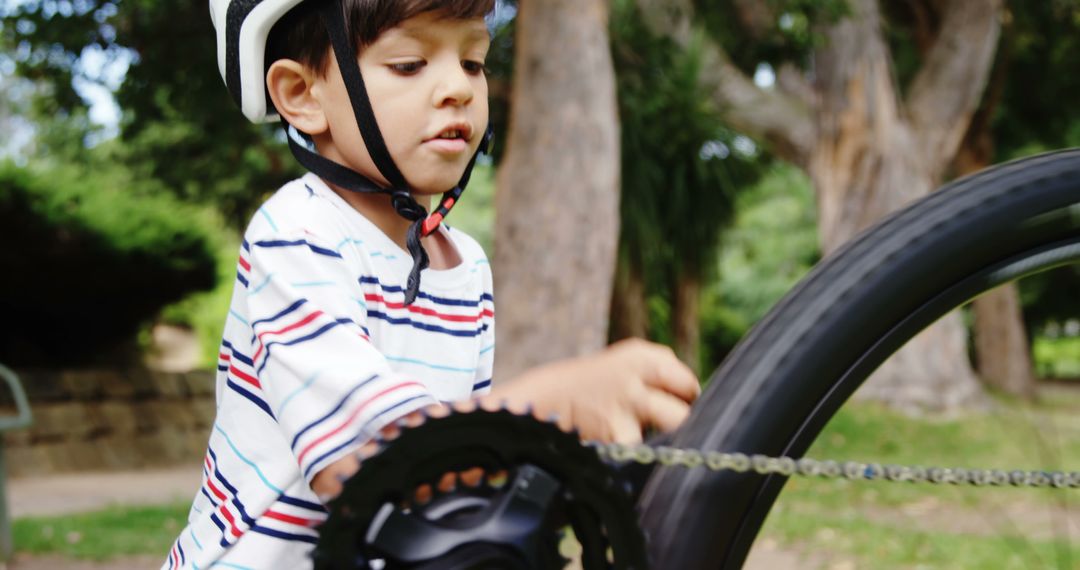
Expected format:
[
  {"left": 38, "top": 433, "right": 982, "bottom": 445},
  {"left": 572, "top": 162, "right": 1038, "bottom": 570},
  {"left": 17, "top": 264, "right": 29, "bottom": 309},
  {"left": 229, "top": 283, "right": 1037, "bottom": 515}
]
[{"left": 313, "top": 407, "right": 649, "bottom": 570}]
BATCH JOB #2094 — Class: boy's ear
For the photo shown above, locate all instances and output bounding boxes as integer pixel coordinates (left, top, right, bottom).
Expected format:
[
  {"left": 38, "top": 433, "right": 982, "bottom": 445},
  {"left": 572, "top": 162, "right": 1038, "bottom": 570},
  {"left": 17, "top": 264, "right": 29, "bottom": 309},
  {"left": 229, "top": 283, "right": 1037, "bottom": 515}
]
[{"left": 266, "top": 60, "right": 328, "bottom": 135}]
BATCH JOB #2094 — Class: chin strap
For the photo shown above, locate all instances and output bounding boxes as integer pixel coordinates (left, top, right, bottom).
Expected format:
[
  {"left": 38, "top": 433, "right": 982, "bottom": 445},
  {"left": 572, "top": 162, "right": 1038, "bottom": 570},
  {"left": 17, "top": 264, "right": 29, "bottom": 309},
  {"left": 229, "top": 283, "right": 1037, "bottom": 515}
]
[{"left": 280, "top": 1, "right": 491, "bottom": 305}]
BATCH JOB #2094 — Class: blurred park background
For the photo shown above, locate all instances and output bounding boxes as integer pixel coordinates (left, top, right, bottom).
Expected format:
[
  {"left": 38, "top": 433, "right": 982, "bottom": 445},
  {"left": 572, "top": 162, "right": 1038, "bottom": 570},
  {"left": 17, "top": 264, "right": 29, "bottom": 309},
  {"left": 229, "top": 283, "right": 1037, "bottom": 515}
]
[{"left": 0, "top": 0, "right": 1079, "bottom": 568}]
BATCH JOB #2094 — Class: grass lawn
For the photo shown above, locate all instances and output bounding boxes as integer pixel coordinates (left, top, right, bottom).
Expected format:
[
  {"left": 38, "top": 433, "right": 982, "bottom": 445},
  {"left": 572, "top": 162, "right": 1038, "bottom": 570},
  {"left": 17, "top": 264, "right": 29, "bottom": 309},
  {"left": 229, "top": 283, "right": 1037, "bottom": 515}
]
[
  {"left": 755, "top": 388, "right": 1080, "bottom": 568},
  {"left": 13, "top": 503, "right": 189, "bottom": 561}
]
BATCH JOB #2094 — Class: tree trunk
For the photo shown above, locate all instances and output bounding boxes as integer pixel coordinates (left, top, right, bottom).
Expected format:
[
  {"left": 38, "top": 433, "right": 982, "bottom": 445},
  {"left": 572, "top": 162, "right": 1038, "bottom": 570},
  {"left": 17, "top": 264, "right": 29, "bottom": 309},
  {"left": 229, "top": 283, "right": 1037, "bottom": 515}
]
[
  {"left": 636, "top": 0, "right": 1001, "bottom": 412},
  {"left": 493, "top": 0, "right": 621, "bottom": 381},
  {"left": 807, "top": 0, "right": 999, "bottom": 412},
  {"left": 950, "top": 36, "right": 1037, "bottom": 400},
  {"left": 609, "top": 256, "right": 649, "bottom": 342},
  {"left": 973, "top": 286, "right": 1037, "bottom": 398},
  {"left": 671, "top": 271, "right": 701, "bottom": 375}
]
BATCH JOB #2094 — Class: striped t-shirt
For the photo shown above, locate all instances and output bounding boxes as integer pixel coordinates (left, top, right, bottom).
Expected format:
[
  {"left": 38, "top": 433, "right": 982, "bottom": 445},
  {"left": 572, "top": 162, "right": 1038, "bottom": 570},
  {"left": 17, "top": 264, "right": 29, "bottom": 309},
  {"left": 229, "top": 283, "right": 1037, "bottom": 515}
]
[{"left": 163, "top": 173, "right": 495, "bottom": 569}]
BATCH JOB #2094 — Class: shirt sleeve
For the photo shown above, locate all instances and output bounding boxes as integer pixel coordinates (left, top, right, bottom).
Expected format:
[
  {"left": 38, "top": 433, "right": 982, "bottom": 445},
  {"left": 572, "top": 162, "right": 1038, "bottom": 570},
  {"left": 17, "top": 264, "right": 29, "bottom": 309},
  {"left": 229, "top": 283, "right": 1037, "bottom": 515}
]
[
  {"left": 472, "top": 265, "right": 495, "bottom": 397},
  {"left": 243, "top": 231, "right": 437, "bottom": 484}
]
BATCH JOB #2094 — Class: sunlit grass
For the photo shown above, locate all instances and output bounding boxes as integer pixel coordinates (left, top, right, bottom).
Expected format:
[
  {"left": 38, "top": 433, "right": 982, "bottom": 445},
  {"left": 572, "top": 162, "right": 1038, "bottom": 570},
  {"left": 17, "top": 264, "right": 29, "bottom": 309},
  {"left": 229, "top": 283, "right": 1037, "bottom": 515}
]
[
  {"left": 13, "top": 503, "right": 190, "bottom": 561},
  {"left": 1035, "top": 336, "right": 1080, "bottom": 379},
  {"left": 756, "top": 394, "right": 1080, "bottom": 568}
]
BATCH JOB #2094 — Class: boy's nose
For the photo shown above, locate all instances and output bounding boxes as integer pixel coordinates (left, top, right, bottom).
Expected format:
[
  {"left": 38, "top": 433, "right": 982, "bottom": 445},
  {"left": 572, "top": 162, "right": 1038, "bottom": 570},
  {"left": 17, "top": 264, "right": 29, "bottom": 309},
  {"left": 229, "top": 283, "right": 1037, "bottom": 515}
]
[{"left": 433, "top": 64, "right": 474, "bottom": 107}]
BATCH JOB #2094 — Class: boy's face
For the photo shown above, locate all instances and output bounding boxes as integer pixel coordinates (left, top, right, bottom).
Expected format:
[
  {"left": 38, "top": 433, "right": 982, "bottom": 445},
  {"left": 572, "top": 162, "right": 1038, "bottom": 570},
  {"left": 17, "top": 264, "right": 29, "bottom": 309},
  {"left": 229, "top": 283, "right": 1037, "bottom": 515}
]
[{"left": 314, "top": 12, "right": 490, "bottom": 195}]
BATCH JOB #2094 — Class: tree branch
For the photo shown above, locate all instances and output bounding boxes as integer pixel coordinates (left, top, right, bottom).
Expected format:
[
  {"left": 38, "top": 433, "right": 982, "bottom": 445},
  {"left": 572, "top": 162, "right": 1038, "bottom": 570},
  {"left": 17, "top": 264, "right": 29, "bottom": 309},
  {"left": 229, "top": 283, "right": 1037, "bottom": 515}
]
[
  {"left": 731, "top": 0, "right": 775, "bottom": 40},
  {"left": 906, "top": 0, "right": 1002, "bottom": 173},
  {"left": 635, "top": 0, "right": 816, "bottom": 165}
]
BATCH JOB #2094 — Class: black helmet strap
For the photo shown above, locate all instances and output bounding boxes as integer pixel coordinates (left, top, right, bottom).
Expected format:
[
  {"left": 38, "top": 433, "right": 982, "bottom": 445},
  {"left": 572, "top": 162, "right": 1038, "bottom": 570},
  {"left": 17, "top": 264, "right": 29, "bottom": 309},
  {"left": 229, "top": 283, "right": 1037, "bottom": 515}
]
[
  {"left": 280, "top": 0, "right": 490, "bottom": 305},
  {"left": 318, "top": 0, "right": 407, "bottom": 190}
]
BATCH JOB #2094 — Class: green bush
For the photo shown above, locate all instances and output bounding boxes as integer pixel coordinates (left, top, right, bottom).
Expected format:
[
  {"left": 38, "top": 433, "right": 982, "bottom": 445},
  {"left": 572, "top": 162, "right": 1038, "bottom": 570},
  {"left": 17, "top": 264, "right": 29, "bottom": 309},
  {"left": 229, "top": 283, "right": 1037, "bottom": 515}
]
[
  {"left": 0, "top": 161, "right": 219, "bottom": 365},
  {"left": 699, "top": 163, "right": 820, "bottom": 373}
]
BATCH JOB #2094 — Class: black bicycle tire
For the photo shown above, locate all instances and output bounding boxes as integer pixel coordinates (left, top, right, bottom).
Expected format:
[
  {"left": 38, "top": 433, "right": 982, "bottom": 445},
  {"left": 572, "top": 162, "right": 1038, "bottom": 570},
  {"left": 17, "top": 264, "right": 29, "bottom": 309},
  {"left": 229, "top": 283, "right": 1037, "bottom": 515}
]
[{"left": 636, "top": 148, "right": 1080, "bottom": 569}]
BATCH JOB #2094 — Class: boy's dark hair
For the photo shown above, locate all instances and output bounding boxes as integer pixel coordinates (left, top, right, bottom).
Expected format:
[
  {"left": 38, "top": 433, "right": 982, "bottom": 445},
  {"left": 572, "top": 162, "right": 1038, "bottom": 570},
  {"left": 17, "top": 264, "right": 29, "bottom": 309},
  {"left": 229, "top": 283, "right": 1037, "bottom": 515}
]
[{"left": 268, "top": 0, "right": 495, "bottom": 76}]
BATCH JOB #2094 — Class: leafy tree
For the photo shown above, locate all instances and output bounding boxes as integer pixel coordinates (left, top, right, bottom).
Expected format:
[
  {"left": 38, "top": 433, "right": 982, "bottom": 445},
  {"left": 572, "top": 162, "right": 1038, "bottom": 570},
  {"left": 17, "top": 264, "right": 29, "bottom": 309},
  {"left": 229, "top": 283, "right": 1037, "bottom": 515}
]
[
  {"left": 636, "top": 0, "right": 1003, "bottom": 411},
  {"left": 609, "top": 1, "right": 765, "bottom": 372},
  {"left": 0, "top": 160, "right": 219, "bottom": 365},
  {"left": 1, "top": 0, "right": 299, "bottom": 227},
  {"left": 991, "top": 1, "right": 1080, "bottom": 350},
  {"left": 704, "top": 163, "right": 819, "bottom": 372}
]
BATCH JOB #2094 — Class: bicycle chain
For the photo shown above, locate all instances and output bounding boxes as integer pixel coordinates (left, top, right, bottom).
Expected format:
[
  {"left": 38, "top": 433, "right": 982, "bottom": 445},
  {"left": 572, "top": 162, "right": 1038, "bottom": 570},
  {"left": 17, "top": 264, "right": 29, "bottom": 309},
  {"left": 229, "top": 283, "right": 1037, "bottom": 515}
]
[{"left": 592, "top": 442, "right": 1080, "bottom": 489}]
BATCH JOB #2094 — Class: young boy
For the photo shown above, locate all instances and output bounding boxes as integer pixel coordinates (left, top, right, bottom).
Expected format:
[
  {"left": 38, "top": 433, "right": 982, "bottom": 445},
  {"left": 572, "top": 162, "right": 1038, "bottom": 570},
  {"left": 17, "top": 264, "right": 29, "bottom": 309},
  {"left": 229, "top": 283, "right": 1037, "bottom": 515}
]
[{"left": 167, "top": 1, "right": 699, "bottom": 568}]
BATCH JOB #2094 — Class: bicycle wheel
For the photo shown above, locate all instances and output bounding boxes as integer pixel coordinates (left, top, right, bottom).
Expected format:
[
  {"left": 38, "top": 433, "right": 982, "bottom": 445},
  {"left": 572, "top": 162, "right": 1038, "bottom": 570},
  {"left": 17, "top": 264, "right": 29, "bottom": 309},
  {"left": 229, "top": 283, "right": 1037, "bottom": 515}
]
[{"left": 636, "top": 148, "right": 1080, "bottom": 569}]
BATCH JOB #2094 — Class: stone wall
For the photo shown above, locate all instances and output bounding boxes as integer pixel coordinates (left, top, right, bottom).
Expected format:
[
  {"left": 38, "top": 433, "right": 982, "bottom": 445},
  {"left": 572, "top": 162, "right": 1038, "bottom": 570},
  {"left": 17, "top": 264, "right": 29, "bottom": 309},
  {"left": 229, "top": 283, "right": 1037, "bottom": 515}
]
[{"left": 0, "top": 368, "right": 215, "bottom": 477}]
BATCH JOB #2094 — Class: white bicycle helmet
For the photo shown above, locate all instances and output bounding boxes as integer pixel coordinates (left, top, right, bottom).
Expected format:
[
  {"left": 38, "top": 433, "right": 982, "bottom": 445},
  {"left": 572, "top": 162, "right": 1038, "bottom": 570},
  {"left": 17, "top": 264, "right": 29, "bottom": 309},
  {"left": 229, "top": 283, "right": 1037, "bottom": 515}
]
[
  {"left": 209, "top": 0, "right": 493, "bottom": 304},
  {"left": 210, "top": 0, "right": 306, "bottom": 123}
]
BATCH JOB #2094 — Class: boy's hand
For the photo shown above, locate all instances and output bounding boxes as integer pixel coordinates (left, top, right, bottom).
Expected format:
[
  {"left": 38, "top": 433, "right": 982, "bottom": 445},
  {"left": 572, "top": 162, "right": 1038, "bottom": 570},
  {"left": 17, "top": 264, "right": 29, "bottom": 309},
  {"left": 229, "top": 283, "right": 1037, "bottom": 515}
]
[
  {"left": 311, "top": 339, "right": 699, "bottom": 501},
  {"left": 490, "top": 338, "right": 700, "bottom": 444}
]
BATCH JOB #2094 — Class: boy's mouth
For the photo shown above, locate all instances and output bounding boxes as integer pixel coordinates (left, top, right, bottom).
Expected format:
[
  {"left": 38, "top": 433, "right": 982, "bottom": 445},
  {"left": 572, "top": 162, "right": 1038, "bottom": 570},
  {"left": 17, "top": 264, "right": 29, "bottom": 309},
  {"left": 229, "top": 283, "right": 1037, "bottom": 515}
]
[
  {"left": 427, "top": 123, "right": 472, "bottom": 142},
  {"left": 424, "top": 123, "right": 473, "bottom": 154}
]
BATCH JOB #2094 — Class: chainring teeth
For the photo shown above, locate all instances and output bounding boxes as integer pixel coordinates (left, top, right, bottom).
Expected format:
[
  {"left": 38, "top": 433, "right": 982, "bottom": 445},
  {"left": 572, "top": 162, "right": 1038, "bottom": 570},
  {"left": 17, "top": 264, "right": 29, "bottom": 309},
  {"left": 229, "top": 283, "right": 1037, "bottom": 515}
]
[{"left": 314, "top": 407, "right": 650, "bottom": 570}]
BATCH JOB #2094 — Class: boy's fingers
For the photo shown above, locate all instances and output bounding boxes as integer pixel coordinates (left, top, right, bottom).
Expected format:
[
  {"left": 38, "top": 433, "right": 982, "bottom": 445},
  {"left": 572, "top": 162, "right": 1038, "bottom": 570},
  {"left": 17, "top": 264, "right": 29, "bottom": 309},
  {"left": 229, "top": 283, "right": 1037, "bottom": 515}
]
[
  {"left": 638, "top": 389, "right": 693, "bottom": 434},
  {"left": 637, "top": 348, "right": 700, "bottom": 402},
  {"left": 610, "top": 413, "right": 645, "bottom": 445}
]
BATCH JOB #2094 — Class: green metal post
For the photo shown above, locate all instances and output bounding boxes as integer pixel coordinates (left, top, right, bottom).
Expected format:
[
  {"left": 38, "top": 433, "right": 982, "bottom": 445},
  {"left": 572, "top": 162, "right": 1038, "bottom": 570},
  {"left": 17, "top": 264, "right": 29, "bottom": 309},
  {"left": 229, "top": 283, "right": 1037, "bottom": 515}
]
[
  {"left": 0, "top": 364, "right": 32, "bottom": 563},
  {"left": 0, "top": 441, "right": 8, "bottom": 562}
]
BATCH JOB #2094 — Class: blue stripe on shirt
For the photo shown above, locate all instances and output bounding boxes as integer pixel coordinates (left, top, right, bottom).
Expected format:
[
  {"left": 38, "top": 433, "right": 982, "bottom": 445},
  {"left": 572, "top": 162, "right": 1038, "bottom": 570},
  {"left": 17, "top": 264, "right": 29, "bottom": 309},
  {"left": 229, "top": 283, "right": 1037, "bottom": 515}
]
[
  {"left": 256, "top": 320, "right": 345, "bottom": 375},
  {"left": 277, "top": 494, "right": 327, "bottom": 513},
  {"left": 367, "top": 310, "right": 487, "bottom": 338},
  {"left": 290, "top": 375, "right": 379, "bottom": 451},
  {"left": 250, "top": 525, "right": 318, "bottom": 544},
  {"left": 253, "top": 239, "right": 343, "bottom": 259},
  {"left": 302, "top": 394, "right": 429, "bottom": 480},
  {"left": 358, "top": 276, "right": 484, "bottom": 307},
  {"left": 251, "top": 298, "right": 307, "bottom": 330},
  {"left": 222, "top": 340, "right": 254, "bottom": 367},
  {"left": 226, "top": 379, "right": 275, "bottom": 419},
  {"left": 473, "top": 379, "right": 492, "bottom": 391},
  {"left": 213, "top": 424, "right": 284, "bottom": 495}
]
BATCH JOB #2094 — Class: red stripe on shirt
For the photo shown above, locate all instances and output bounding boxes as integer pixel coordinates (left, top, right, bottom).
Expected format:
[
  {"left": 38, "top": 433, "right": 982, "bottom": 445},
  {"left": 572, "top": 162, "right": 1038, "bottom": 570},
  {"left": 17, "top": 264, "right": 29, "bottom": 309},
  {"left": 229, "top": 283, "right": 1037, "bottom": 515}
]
[
  {"left": 296, "top": 381, "right": 424, "bottom": 466},
  {"left": 229, "top": 364, "right": 261, "bottom": 389},
  {"left": 238, "top": 256, "right": 251, "bottom": 272},
  {"left": 364, "top": 294, "right": 491, "bottom": 323},
  {"left": 265, "top": 510, "right": 322, "bottom": 528},
  {"left": 206, "top": 478, "right": 228, "bottom": 503},
  {"left": 219, "top": 504, "right": 244, "bottom": 538},
  {"left": 253, "top": 310, "right": 325, "bottom": 362}
]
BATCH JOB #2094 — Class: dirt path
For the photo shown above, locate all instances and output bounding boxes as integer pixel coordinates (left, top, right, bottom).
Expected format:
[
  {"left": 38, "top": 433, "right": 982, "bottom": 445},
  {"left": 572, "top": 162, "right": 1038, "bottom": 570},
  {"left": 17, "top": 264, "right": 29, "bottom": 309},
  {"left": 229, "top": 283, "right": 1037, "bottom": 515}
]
[
  {"left": 7, "top": 467, "right": 202, "bottom": 518},
  {"left": 5, "top": 554, "right": 161, "bottom": 570}
]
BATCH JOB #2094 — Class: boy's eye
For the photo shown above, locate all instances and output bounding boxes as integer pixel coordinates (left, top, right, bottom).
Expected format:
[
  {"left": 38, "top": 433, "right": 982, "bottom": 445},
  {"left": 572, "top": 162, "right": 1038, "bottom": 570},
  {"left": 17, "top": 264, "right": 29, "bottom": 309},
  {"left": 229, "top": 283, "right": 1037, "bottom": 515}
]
[
  {"left": 389, "top": 61, "right": 425, "bottom": 74},
  {"left": 462, "top": 60, "right": 487, "bottom": 75}
]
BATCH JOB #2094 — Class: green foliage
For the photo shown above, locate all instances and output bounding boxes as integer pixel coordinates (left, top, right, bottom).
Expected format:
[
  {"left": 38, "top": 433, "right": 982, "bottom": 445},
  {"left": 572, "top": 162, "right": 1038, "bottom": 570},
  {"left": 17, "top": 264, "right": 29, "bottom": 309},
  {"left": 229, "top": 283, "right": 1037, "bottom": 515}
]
[
  {"left": 613, "top": 2, "right": 763, "bottom": 280},
  {"left": 0, "top": 160, "right": 219, "bottom": 365},
  {"left": 993, "top": 0, "right": 1080, "bottom": 162},
  {"left": 611, "top": 0, "right": 768, "bottom": 358},
  {"left": 1033, "top": 336, "right": 1080, "bottom": 380},
  {"left": 445, "top": 163, "right": 496, "bottom": 256},
  {"left": 698, "top": 163, "right": 819, "bottom": 371},
  {"left": 2, "top": 0, "right": 300, "bottom": 227},
  {"left": 14, "top": 502, "right": 190, "bottom": 560},
  {"left": 155, "top": 230, "right": 240, "bottom": 368},
  {"left": 1019, "top": 264, "right": 1080, "bottom": 347},
  {"left": 692, "top": 0, "right": 850, "bottom": 76}
]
